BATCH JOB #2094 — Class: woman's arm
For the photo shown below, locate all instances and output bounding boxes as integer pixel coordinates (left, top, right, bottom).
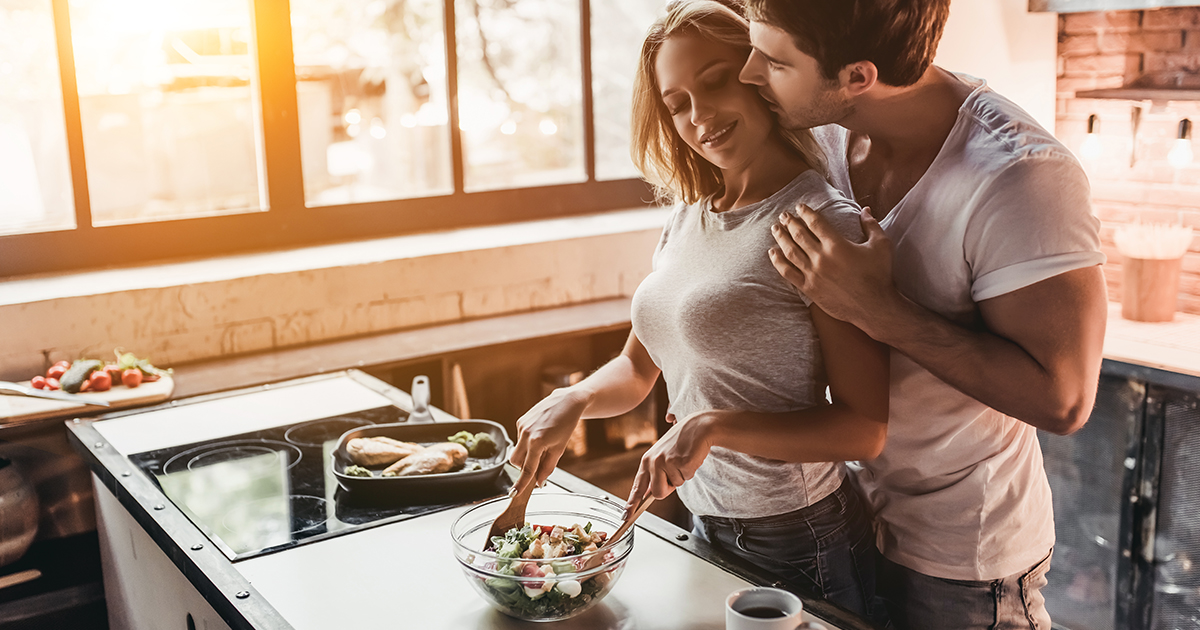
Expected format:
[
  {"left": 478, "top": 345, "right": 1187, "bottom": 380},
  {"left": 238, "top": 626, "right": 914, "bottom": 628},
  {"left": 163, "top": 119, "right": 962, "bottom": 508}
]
[
  {"left": 628, "top": 306, "right": 889, "bottom": 505},
  {"left": 509, "top": 331, "right": 661, "bottom": 494}
]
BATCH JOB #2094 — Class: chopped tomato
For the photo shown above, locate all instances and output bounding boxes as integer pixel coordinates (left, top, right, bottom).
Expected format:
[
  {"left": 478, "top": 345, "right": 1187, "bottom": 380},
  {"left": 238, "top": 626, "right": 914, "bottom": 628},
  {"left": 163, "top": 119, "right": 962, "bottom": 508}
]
[
  {"left": 87, "top": 370, "right": 112, "bottom": 393},
  {"left": 121, "top": 369, "right": 143, "bottom": 388}
]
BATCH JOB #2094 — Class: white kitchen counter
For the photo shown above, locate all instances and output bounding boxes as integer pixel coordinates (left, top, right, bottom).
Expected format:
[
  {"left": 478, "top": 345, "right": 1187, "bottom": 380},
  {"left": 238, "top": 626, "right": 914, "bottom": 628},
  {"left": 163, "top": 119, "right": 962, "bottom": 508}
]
[
  {"left": 1103, "top": 302, "right": 1200, "bottom": 378},
  {"left": 72, "top": 371, "right": 868, "bottom": 630}
]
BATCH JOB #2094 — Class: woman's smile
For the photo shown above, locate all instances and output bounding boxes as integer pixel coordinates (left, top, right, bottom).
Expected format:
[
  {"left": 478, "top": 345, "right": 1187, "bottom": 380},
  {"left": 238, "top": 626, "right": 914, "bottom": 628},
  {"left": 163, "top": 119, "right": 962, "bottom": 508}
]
[{"left": 701, "top": 121, "right": 737, "bottom": 148}]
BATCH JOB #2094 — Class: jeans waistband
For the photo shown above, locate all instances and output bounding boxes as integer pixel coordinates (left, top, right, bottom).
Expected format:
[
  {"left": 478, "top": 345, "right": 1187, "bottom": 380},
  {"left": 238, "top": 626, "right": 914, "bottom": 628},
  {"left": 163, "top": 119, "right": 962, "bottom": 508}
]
[{"left": 698, "top": 476, "right": 851, "bottom": 529}]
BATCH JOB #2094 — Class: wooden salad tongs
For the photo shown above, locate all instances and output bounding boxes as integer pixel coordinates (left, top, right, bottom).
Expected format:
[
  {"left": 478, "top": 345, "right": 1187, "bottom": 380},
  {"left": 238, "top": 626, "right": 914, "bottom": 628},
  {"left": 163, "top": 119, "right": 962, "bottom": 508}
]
[
  {"left": 484, "top": 475, "right": 537, "bottom": 550},
  {"left": 582, "top": 494, "right": 655, "bottom": 572}
]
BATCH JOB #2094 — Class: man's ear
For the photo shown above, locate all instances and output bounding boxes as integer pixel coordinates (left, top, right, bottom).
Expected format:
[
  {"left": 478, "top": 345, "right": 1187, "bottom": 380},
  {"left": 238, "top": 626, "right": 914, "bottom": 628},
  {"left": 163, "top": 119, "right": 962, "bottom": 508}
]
[{"left": 839, "top": 61, "right": 878, "bottom": 97}]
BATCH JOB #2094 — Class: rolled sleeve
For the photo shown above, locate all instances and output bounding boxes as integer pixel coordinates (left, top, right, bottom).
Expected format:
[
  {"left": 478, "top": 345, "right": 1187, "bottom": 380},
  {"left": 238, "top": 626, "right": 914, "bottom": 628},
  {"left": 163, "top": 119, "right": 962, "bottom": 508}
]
[
  {"left": 965, "top": 155, "right": 1105, "bottom": 301},
  {"left": 972, "top": 251, "right": 1107, "bottom": 301}
]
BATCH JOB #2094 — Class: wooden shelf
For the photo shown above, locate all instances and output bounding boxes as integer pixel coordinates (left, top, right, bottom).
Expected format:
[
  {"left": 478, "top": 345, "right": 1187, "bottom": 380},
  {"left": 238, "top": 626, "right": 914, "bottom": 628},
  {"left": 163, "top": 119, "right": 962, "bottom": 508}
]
[
  {"left": 1076, "top": 72, "right": 1200, "bottom": 103},
  {"left": 1076, "top": 87, "right": 1200, "bottom": 102}
]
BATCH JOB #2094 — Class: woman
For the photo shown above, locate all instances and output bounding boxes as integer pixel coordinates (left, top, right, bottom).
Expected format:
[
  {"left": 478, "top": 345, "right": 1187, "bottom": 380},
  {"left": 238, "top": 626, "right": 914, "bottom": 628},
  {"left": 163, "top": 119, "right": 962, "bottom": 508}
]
[{"left": 508, "top": 0, "right": 889, "bottom": 620}]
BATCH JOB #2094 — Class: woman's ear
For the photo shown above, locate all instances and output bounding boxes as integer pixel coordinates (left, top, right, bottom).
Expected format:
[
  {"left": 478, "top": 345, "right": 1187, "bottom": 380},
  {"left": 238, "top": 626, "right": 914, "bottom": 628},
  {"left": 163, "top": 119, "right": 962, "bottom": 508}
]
[{"left": 839, "top": 61, "right": 878, "bottom": 97}]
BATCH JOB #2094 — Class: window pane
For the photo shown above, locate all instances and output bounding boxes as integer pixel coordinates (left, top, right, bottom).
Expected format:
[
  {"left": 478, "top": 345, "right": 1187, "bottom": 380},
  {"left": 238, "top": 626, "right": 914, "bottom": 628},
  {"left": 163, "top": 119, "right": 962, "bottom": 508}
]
[
  {"left": 291, "top": 0, "right": 452, "bottom": 207},
  {"left": 455, "top": 0, "right": 584, "bottom": 191},
  {"left": 0, "top": 0, "right": 75, "bottom": 236},
  {"left": 592, "top": 0, "right": 662, "bottom": 181},
  {"left": 69, "top": 0, "right": 265, "bottom": 226}
]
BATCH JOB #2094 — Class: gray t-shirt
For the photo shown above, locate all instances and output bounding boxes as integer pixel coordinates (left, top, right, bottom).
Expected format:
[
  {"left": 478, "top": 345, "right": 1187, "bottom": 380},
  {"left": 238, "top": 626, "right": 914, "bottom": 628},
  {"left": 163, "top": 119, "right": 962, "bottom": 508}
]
[{"left": 631, "top": 169, "right": 866, "bottom": 518}]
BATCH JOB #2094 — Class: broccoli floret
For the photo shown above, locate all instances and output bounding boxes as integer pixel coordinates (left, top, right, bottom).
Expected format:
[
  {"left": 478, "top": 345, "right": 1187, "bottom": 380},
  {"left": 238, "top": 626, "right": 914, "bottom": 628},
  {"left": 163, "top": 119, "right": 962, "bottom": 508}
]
[
  {"left": 448, "top": 430, "right": 499, "bottom": 458},
  {"left": 343, "top": 465, "right": 372, "bottom": 477},
  {"left": 471, "top": 432, "right": 498, "bottom": 458},
  {"left": 448, "top": 431, "right": 475, "bottom": 449}
]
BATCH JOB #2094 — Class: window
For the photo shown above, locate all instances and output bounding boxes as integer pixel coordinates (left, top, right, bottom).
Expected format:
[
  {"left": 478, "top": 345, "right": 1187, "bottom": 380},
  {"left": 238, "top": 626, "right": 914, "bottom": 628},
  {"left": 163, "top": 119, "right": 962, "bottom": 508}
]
[
  {"left": 591, "top": 0, "right": 662, "bottom": 181},
  {"left": 291, "top": 0, "right": 452, "bottom": 206},
  {"left": 0, "top": 0, "right": 662, "bottom": 277},
  {"left": 0, "top": 0, "right": 75, "bottom": 236},
  {"left": 455, "top": 0, "right": 584, "bottom": 191},
  {"left": 69, "top": 0, "right": 265, "bottom": 225}
]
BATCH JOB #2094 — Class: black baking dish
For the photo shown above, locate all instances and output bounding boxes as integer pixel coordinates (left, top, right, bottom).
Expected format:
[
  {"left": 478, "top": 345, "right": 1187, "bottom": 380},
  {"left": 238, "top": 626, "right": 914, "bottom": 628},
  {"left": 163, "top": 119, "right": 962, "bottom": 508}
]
[{"left": 331, "top": 420, "right": 513, "bottom": 500}]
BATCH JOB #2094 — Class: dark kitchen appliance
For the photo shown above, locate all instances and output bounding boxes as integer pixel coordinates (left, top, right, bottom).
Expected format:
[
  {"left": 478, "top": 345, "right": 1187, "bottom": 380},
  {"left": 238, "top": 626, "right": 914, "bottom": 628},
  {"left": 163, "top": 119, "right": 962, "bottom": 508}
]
[
  {"left": 126, "top": 405, "right": 510, "bottom": 561},
  {"left": 1039, "top": 361, "right": 1200, "bottom": 630}
]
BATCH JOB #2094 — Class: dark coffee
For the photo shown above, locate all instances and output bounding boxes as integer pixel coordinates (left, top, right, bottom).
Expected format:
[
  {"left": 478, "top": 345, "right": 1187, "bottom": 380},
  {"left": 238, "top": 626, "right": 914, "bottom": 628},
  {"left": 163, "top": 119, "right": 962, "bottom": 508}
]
[{"left": 738, "top": 606, "right": 787, "bottom": 619}]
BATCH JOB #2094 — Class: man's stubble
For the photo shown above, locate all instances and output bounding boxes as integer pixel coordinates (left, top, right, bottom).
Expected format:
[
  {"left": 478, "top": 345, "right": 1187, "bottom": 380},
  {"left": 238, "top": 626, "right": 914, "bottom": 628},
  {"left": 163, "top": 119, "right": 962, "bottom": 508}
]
[{"left": 778, "top": 80, "right": 854, "bottom": 131}]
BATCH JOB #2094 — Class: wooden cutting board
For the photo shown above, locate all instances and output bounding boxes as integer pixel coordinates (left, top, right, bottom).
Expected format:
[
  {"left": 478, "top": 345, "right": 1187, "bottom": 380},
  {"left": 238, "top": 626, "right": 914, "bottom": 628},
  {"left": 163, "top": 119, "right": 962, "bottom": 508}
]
[{"left": 0, "top": 376, "right": 174, "bottom": 427}]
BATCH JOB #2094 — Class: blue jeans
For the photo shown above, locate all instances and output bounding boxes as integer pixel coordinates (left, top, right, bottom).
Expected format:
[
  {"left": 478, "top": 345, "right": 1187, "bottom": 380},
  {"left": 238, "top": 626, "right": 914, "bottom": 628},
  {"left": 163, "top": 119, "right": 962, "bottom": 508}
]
[
  {"left": 877, "top": 549, "right": 1053, "bottom": 630},
  {"left": 693, "top": 478, "right": 889, "bottom": 626}
]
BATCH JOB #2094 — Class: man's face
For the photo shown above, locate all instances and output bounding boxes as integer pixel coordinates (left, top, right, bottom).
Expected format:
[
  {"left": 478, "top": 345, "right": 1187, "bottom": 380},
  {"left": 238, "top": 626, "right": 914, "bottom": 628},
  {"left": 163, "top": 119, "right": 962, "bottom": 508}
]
[{"left": 740, "top": 21, "right": 852, "bottom": 130}]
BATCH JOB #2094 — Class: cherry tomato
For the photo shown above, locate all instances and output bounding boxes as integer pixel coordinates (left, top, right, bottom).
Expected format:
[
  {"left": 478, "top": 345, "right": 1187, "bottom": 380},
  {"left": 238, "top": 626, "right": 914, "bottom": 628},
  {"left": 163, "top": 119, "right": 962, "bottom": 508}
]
[
  {"left": 104, "top": 364, "right": 123, "bottom": 381},
  {"left": 47, "top": 364, "right": 67, "bottom": 380},
  {"left": 121, "top": 369, "right": 143, "bottom": 389},
  {"left": 52, "top": 360, "right": 71, "bottom": 370},
  {"left": 87, "top": 370, "right": 112, "bottom": 393},
  {"left": 45, "top": 378, "right": 61, "bottom": 391},
  {"left": 31, "top": 376, "right": 47, "bottom": 390}
]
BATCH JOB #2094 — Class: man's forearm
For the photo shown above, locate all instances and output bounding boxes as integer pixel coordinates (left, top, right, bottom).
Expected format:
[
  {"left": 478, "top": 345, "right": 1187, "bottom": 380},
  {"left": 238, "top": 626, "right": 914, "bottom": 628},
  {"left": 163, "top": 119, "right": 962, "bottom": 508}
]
[{"left": 858, "top": 290, "right": 1096, "bottom": 434}]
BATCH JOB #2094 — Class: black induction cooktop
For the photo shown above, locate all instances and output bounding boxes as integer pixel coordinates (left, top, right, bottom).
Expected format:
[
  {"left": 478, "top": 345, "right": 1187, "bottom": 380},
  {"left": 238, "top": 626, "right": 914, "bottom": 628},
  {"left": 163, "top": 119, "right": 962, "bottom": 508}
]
[{"left": 128, "top": 406, "right": 509, "bottom": 561}]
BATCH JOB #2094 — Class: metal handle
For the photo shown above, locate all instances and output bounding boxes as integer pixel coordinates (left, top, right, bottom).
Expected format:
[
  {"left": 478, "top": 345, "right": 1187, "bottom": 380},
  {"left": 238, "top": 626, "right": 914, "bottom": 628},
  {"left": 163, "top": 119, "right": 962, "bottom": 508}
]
[{"left": 409, "top": 375, "right": 431, "bottom": 422}]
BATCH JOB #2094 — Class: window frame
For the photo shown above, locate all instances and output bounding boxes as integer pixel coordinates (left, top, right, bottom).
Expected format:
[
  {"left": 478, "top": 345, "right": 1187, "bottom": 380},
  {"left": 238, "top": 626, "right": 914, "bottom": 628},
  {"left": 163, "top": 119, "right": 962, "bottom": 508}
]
[{"left": 1, "top": 0, "right": 652, "bottom": 278}]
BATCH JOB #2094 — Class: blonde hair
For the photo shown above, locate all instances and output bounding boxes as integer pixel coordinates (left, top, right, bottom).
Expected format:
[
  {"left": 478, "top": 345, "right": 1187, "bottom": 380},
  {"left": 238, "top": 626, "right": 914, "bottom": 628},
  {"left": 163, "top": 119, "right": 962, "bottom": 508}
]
[{"left": 631, "top": 0, "right": 827, "bottom": 205}]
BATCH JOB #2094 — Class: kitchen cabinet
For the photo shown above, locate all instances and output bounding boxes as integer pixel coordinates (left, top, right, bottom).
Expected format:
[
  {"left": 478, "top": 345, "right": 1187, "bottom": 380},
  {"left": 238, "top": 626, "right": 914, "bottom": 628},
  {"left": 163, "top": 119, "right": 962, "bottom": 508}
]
[
  {"left": 68, "top": 371, "right": 874, "bottom": 630},
  {"left": 94, "top": 480, "right": 231, "bottom": 630},
  {"left": 1039, "top": 359, "right": 1200, "bottom": 630}
]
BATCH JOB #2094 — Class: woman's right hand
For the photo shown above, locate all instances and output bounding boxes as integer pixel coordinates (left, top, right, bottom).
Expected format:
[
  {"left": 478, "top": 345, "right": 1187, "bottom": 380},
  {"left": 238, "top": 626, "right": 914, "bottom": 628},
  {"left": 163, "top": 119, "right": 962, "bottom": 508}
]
[{"left": 509, "top": 388, "right": 593, "bottom": 495}]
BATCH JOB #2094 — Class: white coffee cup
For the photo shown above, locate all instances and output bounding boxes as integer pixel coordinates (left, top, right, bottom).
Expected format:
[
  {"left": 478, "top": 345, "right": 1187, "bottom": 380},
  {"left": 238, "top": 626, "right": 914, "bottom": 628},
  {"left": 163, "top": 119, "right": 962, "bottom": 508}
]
[{"left": 725, "top": 587, "right": 808, "bottom": 630}]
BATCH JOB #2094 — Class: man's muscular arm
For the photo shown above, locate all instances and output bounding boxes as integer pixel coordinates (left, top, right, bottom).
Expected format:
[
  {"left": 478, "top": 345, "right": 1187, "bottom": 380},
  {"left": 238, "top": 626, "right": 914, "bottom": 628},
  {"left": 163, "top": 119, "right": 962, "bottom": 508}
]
[{"left": 771, "top": 206, "right": 1107, "bottom": 435}]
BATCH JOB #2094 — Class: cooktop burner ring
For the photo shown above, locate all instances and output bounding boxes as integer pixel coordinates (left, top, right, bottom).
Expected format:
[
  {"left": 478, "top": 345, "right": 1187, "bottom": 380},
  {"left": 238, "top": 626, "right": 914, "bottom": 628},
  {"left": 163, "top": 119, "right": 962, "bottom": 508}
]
[
  {"left": 219, "top": 495, "right": 331, "bottom": 543},
  {"left": 284, "top": 417, "right": 376, "bottom": 448},
  {"left": 162, "top": 439, "right": 302, "bottom": 476}
]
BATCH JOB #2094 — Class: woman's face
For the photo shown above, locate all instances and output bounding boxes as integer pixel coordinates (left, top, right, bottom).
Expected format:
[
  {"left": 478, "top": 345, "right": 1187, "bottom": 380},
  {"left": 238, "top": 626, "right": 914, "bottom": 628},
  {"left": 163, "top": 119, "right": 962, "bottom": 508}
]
[{"left": 655, "top": 33, "right": 775, "bottom": 172}]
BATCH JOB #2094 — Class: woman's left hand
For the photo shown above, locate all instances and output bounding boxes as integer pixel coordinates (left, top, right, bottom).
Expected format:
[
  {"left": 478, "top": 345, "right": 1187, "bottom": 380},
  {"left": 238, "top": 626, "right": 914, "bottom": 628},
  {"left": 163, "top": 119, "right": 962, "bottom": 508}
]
[{"left": 626, "top": 410, "right": 721, "bottom": 514}]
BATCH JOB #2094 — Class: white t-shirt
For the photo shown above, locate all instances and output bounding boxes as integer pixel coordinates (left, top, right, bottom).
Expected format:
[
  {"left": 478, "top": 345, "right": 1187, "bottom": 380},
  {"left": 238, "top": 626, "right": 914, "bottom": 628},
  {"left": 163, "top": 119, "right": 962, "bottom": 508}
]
[
  {"left": 814, "top": 73, "right": 1105, "bottom": 581},
  {"left": 631, "top": 170, "right": 864, "bottom": 518}
]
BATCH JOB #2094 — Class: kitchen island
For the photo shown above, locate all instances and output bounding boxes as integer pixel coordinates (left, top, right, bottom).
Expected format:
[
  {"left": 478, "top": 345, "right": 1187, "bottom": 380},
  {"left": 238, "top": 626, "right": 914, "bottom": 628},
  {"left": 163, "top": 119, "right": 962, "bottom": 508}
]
[{"left": 67, "top": 370, "right": 872, "bottom": 630}]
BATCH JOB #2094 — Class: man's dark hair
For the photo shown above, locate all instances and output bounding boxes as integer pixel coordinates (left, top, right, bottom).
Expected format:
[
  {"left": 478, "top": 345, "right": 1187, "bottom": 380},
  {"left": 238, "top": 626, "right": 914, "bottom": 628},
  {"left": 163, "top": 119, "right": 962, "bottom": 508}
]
[{"left": 743, "top": 0, "right": 952, "bottom": 87}]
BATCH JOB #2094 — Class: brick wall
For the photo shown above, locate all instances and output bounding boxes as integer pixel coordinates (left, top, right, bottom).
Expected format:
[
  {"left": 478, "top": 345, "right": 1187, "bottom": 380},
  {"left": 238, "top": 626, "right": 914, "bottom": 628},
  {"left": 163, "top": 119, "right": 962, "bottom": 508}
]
[{"left": 1056, "top": 8, "right": 1200, "bottom": 314}]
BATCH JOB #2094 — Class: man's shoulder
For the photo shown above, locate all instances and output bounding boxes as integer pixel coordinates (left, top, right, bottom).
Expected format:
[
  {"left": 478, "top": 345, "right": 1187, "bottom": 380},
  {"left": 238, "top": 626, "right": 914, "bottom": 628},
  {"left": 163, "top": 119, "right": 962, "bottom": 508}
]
[{"left": 958, "top": 86, "right": 1078, "bottom": 170}]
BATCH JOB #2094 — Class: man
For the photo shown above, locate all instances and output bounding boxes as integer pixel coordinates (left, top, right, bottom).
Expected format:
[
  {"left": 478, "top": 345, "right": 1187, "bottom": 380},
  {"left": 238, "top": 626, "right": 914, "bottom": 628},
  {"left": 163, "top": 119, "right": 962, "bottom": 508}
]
[{"left": 738, "top": 1, "right": 1108, "bottom": 628}]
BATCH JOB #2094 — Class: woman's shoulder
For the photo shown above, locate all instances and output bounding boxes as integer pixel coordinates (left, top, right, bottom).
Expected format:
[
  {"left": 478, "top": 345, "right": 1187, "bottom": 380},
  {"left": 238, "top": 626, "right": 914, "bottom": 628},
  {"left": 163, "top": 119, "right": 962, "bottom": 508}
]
[
  {"left": 777, "top": 171, "right": 866, "bottom": 245},
  {"left": 771, "top": 169, "right": 857, "bottom": 212}
]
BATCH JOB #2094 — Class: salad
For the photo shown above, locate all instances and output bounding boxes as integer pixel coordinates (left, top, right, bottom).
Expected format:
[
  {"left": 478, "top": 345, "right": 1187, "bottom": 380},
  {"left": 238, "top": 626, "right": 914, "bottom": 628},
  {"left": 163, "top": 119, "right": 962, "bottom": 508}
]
[{"left": 479, "top": 522, "right": 615, "bottom": 619}]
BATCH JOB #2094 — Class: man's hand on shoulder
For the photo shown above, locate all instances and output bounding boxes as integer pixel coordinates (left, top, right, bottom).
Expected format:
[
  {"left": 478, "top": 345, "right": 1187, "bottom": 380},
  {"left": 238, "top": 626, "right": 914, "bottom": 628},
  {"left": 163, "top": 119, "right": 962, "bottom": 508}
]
[{"left": 770, "top": 204, "right": 897, "bottom": 332}]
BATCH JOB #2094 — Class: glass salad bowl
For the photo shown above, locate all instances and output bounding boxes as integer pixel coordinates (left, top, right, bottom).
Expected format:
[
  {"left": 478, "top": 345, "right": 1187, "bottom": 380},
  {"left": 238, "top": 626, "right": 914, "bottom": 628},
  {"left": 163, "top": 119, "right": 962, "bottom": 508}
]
[{"left": 451, "top": 492, "right": 634, "bottom": 622}]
